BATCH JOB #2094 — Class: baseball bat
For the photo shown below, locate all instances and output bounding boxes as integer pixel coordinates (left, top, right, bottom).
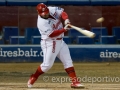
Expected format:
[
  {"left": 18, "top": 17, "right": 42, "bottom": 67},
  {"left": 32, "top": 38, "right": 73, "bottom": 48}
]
[{"left": 68, "top": 24, "right": 95, "bottom": 38}]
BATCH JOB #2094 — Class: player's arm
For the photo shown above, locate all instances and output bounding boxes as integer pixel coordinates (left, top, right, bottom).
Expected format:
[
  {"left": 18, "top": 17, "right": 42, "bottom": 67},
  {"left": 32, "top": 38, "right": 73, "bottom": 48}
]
[
  {"left": 39, "top": 22, "right": 68, "bottom": 38},
  {"left": 49, "top": 25, "right": 69, "bottom": 37},
  {"left": 61, "top": 12, "right": 68, "bottom": 20},
  {"left": 55, "top": 7, "right": 70, "bottom": 25},
  {"left": 49, "top": 8, "right": 71, "bottom": 37},
  {"left": 49, "top": 29, "right": 66, "bottom": 37},
  {"left": 61, "top": 11, "right": 70, "bottom": 25}
]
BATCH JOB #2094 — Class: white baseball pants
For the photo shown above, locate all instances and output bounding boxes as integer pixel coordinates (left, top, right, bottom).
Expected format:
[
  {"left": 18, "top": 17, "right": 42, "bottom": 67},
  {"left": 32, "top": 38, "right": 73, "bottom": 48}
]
[{"left": 40, "top": 39, "right": 73, "bottom": 72}]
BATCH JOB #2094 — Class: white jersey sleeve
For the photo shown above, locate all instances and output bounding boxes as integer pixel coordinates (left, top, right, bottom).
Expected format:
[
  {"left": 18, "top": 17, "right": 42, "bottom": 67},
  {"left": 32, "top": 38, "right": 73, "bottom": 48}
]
[
  {"left": 55, "top": 7, "right": 64, "bottom": 16},
  {"left": 48, "top": 6, "right": 64, "bottom": 18}
]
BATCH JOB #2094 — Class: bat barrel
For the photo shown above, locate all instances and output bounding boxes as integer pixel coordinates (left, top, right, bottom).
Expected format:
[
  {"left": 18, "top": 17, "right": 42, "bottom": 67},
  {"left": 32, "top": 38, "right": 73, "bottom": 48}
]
[{"left": 68, "top": 24, "right": 96, "bottom": 38}]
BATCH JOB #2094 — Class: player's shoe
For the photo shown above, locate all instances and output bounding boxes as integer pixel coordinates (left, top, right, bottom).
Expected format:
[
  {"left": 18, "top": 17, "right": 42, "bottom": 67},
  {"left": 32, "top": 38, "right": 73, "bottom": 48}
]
[
  {"left": 27, "top": 74, "right": 37, "bottom": 88},
  {"left": 71, "top": 82, "right": 85, "bottom": 88}
]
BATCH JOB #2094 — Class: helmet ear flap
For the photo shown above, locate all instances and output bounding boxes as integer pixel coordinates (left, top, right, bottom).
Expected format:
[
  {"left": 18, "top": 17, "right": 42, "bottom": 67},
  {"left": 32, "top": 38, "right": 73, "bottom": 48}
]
[{"left": 41, "top": 13, "right": 45, "bottom": 16}]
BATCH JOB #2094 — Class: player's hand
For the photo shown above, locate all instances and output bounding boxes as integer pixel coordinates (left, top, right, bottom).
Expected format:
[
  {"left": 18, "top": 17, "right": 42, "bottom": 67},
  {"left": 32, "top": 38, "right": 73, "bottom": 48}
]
[
  {"left": 64, "top": 24, "right": 70, "bottom": 31},
  {"left": 64, "top": 19, "right": 70, "bottom": 25}
]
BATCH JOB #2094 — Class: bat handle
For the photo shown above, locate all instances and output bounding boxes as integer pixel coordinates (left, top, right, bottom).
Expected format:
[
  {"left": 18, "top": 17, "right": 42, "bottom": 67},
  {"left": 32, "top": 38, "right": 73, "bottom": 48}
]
[
  {"left": 68, "top": 24, "right": 74, "bottom": 29},
  {"left": 68, "top": 24, "right": 72, "bottom": 27}
]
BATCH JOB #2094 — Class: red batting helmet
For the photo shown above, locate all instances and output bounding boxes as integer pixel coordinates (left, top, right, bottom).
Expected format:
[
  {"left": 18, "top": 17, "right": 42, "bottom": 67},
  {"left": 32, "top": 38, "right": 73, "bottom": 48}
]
[{"left": 36, "top": 3, "right": 49, "bottom": 16}]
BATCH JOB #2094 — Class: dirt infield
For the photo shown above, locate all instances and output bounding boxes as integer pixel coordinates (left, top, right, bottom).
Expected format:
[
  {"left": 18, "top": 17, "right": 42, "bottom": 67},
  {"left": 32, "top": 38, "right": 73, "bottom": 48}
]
[
  {"left": 0, "top": 83, "right": 120, "bottom": 90},
  {"left": 0, "top": 62, "right": 120, "bottom": 90}
]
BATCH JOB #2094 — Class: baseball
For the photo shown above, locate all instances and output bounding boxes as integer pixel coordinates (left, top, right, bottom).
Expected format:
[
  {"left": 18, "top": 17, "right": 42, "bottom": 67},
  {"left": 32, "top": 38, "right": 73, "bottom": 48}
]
[{"left": 96, "top": 17, "right": 104, "bottom": 23}]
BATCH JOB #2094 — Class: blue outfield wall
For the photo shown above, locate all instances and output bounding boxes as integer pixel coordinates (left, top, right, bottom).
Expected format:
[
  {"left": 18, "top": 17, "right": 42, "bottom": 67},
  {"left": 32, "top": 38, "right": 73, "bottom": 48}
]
[{"left": 0, "top": 45, "right": 120, "bottom": 62}]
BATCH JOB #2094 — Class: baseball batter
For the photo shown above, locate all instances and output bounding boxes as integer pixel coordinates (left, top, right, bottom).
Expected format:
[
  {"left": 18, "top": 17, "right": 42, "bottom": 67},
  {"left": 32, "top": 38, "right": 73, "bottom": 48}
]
[{"left": 27, "top": 3, "right": 84, "bottom": 88}]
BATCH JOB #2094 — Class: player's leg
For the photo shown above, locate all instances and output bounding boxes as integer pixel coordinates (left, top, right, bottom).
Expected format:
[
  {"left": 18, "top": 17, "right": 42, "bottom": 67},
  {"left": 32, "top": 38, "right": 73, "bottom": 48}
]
[
  {"left": 27, "top": 65, "right": 44, "bottom": 88},
  {"left": 40, "top": 40, "right": 62, "bottom": 72},
  {"left": 57, "top": 41, "right": 84, "bottom": 88},
  {"left": 27, "top": 40, "right": 61, "bottom": 88}
]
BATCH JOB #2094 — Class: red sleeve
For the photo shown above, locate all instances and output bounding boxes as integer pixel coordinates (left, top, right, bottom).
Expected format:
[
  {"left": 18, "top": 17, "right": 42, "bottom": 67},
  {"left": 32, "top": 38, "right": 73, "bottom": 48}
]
[
  {"left": 49, "top": 29, "right": 66, "bottom": 37},
  {"left": 61, "top": 12, "right": 68, "bottom": 20}
]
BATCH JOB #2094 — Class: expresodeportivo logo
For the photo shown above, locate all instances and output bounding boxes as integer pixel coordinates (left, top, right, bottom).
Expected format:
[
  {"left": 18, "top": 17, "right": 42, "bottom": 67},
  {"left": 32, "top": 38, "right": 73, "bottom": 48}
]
[
  {"left": 0, "top": 48, "right": 43, "bottom": 57},
  {"left": 100, "top": 50, "right": 120, "bottom": 58},
  {"left": 42, "top": 75, "right": 120, "bottom": 84}
]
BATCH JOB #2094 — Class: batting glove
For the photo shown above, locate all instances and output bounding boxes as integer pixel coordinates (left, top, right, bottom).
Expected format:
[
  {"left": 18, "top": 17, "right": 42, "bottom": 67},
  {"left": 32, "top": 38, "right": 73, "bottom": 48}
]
[
  {"left": 64, "top": 24, "right": 70, "bottom": 31},
  {"left": 64, "top": 19, "right": 70, "bottom": 25}
]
